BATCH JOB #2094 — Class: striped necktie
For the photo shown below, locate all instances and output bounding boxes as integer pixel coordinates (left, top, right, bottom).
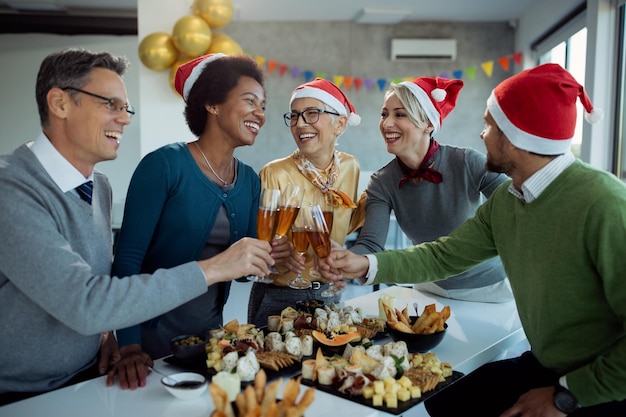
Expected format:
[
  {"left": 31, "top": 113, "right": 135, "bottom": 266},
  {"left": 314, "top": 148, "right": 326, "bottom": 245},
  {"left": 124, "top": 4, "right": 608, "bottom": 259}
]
[{"left": 76, "top": 181, "right": 93, "bottom": 205}]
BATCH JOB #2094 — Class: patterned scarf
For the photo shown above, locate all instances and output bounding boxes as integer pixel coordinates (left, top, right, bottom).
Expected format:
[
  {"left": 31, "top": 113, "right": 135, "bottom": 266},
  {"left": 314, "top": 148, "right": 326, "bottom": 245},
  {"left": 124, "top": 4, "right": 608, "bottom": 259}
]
[
  {"left": 398, "top": 139, "right": 443, "bottom": 188},
  {"left": 292, "top": 150, "right": 356, "bottom": 208}
]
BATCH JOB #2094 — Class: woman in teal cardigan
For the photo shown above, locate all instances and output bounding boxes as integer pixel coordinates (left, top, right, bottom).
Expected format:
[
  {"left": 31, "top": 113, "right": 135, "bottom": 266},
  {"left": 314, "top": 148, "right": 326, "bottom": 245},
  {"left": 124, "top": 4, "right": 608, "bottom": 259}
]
[{"left": 110, "top": 53, "right": 285, "bottom": 389}]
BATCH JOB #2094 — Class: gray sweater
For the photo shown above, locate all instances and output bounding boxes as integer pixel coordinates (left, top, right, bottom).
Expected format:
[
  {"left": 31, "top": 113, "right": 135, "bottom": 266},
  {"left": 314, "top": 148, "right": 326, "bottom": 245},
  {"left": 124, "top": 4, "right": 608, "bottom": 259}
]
[
  {"left": 0, "top": 145, "right": 207, "bottom": 393},
  {"left": 351, "top": 145, "right": 508, "bottom": 290}
]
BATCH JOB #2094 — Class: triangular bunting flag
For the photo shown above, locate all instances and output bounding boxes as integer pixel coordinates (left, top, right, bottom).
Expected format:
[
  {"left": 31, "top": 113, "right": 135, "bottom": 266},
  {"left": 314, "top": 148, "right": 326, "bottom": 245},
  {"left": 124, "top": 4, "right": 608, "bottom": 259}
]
[
  {"left": 513, "top": 52, "right": 523, "bottom": 66},
  {"left": 291, "top": 67, "right": 301, "bottom": 79},
  {"left": 363, "top": 78, "right": 374, "bottom": 91},
  {"left": 377, "top": 79, "right": 387, "bottom": 92},
  {"left": 452, "top": 70, "right": 463, "bottom": 79},
  {"left": 481, "top": 61, "right": 494, "bottom": 77},
  {"left": 439, "top": 73, "right": 450, "bottom": 79},
  {"left": 268, "top": 60, "right": 278, "bottom": 74},
  {"left": 303, "top": 70, "right": 315, "bottom": 82},
  {"left": 466, "top": 66, "right": 477, "bottom": 80},
  {"left": 279, "top": 64, "right": 288, "bottom": 76},
  {"left": 333, "top": 75, "right": 344, "bottom": 88},
  {"left": 498, "top": 56, "right": 510, "bottom": 72},
  {"left": 255, "top": 56, "right": 266, "bottom": 67},
  {"left": 344, "top": 77, "right": 353, "bottom": 90}
]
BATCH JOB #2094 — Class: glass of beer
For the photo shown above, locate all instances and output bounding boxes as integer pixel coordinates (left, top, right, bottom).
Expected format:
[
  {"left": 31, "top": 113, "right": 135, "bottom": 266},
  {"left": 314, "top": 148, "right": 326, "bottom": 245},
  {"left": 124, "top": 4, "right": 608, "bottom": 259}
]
[
  {"left": 287, "top": 208, "right": 312, "bottom": 290},
  {"left": 248, "top": 188, "right": 280, "bottom": 283}
]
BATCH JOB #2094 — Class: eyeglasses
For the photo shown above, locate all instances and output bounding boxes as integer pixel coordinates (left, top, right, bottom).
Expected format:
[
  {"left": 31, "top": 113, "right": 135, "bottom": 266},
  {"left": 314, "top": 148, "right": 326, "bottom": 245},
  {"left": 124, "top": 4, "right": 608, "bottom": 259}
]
[
  {"left": 62, "top": 87, "right": 135, "bottom": 118},
  {"left": 283, "top": 108, "right": 340, "bottom": 127}
]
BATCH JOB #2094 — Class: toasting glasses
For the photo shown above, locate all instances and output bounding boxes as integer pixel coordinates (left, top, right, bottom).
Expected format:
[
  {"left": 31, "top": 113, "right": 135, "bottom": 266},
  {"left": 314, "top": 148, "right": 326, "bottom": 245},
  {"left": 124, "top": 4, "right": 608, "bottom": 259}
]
[
  {"left": 306, "top": 203, "right": 343, "bottom": 297},
  {"left": 248, "top": 188, "right": 280, "bottom": 283},
  {"left": 288, "top": 207, "right": 312, "bottom": 290},
  {"left": 308, "top": 194, "right": 333, "bottom": 279},
  {"left": 274, "top": 184, "right": 304, "bottom": 239}
]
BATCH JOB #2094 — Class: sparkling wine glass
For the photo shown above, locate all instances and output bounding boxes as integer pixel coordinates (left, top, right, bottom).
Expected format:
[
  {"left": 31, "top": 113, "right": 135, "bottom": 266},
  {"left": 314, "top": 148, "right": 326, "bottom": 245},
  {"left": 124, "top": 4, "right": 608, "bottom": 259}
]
[
  {"left": 287, "top": 208, "right": 312, "bottom": 290},
  {"left": 306, "top": 203, "right": 343, "bottom": 297},
  {"left": 309, "top": 194, "right": 333, "bottom": 279},
  {"left": 248, "top": 188, "right": 280, "bottom": 283},
  {"left": 274, "top": 184, "right": 304, "bottom": 239}
]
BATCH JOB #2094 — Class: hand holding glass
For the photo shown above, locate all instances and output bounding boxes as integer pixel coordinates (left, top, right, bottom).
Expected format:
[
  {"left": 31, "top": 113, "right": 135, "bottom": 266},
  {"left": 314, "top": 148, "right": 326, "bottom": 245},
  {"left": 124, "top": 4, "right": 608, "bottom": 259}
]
[{"left": 248, "top": 188, "right": 280, "bottom": 283}]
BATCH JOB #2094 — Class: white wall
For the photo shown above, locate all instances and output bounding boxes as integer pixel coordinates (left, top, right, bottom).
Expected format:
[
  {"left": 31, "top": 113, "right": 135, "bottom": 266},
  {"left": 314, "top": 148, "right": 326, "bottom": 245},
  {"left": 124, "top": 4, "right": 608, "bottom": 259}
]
[
  {"left": 0, "top": 34, "right": 140, "bottom": 224},
  {"left": 2, "top": 0, "right": 613, "bottom": 220}
]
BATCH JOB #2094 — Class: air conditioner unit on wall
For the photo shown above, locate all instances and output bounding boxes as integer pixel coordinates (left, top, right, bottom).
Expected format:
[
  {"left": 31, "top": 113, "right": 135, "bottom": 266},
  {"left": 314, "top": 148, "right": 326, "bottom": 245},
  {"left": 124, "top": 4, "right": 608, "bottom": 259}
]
[{"left": 390, "top": 38, "right": 457, "bottom": 61}]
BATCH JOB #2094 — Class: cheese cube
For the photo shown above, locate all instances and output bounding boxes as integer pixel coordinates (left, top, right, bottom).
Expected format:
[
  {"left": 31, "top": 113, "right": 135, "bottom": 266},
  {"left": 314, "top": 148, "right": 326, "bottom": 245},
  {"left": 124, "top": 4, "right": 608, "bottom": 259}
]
[
  {"left": 397, "top": 388, "right": 411, "bottom": 402},
  {"left": 362, "top": 386, "right": 374, "bottom": 399},
  {"left": 384, "top": 393, "right": 398, "bottom": 408},
  {"left": 383, "top": 376, "right": 396, "bottom": 388},
  {"left": 372, "top": 394, "right": 383, "bottom": 406},
  {"left": 410, "top": 386, "right": 422, "bottom": 399},
  {"left": 398, "top": 376, "right": 412, "bottom": 388},
  {"left": 373, "top": 380, "right": 385, "bottom": 395}
]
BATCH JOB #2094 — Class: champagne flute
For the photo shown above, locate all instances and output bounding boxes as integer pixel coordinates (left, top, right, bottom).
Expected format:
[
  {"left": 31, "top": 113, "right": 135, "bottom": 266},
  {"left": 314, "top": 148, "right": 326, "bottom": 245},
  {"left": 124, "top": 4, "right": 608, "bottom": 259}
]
[
  {"left": 287, "top": 208, "right": 312, "bottom": 290},
  {"left": 309, "top": 193, "right": 333, "bottom": 279},
  {"left": 274, "top": 184, "right": 304, "bottom": 239},
  {"left": 305, "top": 203, "right": 343, "bottom": 297},
  {"left": 248, "top": 188, "right": 280, "bottom": 283}
]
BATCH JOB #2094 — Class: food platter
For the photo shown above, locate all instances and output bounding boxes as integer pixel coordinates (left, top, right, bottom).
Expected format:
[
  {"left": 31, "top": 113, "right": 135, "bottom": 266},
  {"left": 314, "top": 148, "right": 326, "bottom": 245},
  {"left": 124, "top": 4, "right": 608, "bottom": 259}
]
[
  {"left": 163, "top": 353, "right": 306, "bottom": 387},
  {"left": 300, "top": 370, "right": 464, "bottom": 415}
]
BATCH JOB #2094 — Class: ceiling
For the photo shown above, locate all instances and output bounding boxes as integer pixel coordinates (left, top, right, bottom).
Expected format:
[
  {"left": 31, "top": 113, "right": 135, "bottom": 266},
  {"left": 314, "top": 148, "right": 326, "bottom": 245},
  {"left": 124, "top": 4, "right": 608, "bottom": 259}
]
[{"left": 0, "top": 0, "right": 536, "bottom": 34}]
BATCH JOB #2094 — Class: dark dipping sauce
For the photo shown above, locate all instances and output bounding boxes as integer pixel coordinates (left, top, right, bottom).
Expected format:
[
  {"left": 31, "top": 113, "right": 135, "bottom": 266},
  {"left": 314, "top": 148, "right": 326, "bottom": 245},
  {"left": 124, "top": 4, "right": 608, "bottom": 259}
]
[{"left": 170, "top": 380, "right": 204, "bottom": 389}]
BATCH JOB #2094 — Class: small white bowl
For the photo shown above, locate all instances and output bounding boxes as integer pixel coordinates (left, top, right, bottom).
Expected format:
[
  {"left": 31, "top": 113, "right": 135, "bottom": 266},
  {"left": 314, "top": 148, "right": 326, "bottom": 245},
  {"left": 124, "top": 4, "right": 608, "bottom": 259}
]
[{"left": 161, "top": 372, "right": 208, "bottom": 400}]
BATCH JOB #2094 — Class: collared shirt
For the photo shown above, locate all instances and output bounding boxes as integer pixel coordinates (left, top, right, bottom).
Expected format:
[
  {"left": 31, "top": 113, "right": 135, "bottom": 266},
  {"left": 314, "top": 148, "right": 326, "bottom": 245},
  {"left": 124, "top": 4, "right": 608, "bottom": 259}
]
[
  {"left": 361, "top": 152, "right": 576, "bottom": 285},
  {"left": 507, "top": 152, "right": 575, "bottom": 203},
  {"left": 28, "top": 132, "right": 93, "bottom": 195}
]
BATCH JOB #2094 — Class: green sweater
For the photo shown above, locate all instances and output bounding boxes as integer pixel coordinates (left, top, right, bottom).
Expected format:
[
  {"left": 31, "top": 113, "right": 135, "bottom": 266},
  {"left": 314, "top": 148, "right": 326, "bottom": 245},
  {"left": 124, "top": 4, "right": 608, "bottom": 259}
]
[{"left": 373, "top": 160, "right": 626, "bottom": 406}]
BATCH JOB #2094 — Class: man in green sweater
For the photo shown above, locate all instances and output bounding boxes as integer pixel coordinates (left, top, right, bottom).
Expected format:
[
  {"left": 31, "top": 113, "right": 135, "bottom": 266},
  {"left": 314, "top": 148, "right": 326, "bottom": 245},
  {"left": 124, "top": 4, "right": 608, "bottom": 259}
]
[{"left": 322, "top": 63, "right": 626, "bottom": 416}]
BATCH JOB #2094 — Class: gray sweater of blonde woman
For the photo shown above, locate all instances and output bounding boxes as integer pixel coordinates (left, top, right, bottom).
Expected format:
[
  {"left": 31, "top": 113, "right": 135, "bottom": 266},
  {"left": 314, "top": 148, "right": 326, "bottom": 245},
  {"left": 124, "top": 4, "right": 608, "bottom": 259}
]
[
  {"left": 351, "top": 145, "right": 508, "bottom": 290},
  {"left": 0, "top": 144, "right": 207, "bottom": 394}
]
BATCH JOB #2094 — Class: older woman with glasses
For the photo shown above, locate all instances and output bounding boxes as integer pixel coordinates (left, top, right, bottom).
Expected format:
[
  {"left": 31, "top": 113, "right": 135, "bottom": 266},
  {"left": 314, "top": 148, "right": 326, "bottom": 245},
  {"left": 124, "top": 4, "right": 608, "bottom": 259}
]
[{"left": 247, "top": 78, "right": 365, "bottom": 327}]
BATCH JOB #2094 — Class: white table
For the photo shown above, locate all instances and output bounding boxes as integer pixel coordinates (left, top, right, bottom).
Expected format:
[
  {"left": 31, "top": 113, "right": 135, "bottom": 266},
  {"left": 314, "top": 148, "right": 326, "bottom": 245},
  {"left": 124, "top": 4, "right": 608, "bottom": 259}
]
[{"left": 0, "top": 286, "right": 525, "bottom": 417}]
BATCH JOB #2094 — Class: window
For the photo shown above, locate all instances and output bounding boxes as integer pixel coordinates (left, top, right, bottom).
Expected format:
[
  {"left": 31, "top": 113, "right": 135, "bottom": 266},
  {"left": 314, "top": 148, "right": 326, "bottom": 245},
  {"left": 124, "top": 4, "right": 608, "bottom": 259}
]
[{"left": 538, "top": 28, "right": 588, "bottom": 157}]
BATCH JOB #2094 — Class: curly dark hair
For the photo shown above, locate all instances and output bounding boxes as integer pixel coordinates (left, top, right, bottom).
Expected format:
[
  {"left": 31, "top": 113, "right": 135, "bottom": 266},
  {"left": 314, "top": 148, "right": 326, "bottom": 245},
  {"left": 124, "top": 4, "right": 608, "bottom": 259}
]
[
  {"left": 35, "top": 48, "right": 130, "bottom": 128},
  {"left": 184, "top": 54, "right": 265, "bottom": 136}
]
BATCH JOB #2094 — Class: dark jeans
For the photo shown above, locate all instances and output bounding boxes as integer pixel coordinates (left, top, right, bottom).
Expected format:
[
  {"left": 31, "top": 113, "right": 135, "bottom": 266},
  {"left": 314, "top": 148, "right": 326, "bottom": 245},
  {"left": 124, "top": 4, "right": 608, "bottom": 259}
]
[
  {"left": 425, "top": 351, "right": 626, "bottom": 417},
  {"left": 0, "top": 361, "right": 100, "bottom": 407}
]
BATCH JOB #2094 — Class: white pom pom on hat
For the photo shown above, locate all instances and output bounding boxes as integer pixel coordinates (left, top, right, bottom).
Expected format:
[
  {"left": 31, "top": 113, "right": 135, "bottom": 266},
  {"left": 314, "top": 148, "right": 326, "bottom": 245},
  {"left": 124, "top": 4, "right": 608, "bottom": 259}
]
[
  {"left": 399, "top": 77, "right": 464, "bottom": 134},
  {"left": 486, "top": 63, "right": 604, "bottom": 155},
  {"left": 290, "top": 77, "right": 361, "bottom": 126},
  {"left": 174, "top": 53, "right": 227, "bottom": 101}
]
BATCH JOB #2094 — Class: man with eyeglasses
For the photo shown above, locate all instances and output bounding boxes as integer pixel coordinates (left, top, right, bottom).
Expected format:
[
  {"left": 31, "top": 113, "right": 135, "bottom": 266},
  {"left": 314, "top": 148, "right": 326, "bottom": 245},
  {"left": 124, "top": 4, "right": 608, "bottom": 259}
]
[{"left": 0, "top": 48, "right": 273, "bottom": 404}]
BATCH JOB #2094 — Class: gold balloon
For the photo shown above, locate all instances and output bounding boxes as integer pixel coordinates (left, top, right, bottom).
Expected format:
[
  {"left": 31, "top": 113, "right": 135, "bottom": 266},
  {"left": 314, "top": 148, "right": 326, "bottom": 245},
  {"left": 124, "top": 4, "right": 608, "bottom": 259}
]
[
  {"left": 169, "top": 56, "right": 194, "bottom": 96},
  {"left": 138, "top": 32, "right": 178, "bottom": 71},
  {"left": 172, "top": 15, "right": 212, "bottom": 57},
  {"left": 206, "top": 32, "right": 243, "bottom": 55},
  {"left": 193, "top": 0, "right": 234, "bottom": 30}
]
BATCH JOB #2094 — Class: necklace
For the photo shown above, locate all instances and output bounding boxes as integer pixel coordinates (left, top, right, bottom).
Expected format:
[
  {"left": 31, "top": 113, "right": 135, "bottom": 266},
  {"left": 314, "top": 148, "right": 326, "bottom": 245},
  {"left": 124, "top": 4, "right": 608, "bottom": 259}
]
[{"left": 194, "top": 141, "right": 233, "bottom": 186}]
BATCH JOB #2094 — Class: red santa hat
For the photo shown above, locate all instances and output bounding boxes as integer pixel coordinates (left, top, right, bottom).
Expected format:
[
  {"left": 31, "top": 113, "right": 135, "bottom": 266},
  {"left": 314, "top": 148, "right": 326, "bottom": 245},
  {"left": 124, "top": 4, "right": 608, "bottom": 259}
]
[
  {"left": 290, "top": 78, "right": 361, "bottom": 126},
  {"left": 174, "top": 53, "right": 227, "bottom": 101},
  {"left": 487, "top": 63, "right": 603, "bottom": 155},
  {"left": 399, "top": 76, "right": 464, "bottom": 134}
]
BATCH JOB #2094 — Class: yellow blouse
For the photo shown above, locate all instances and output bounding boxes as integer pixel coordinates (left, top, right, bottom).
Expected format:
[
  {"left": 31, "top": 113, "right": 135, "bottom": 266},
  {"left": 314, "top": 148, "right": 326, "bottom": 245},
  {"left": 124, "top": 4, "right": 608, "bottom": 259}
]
[{"left": 260, "top": 151, "right": 364, "bottom": 286}]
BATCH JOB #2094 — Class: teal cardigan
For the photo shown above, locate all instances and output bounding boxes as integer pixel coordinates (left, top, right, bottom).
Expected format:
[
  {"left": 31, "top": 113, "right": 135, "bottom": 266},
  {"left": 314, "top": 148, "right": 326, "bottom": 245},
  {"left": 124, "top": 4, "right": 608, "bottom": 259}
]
[{"left": 112, "top": 142, "right": 260, "bottom": 352}]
